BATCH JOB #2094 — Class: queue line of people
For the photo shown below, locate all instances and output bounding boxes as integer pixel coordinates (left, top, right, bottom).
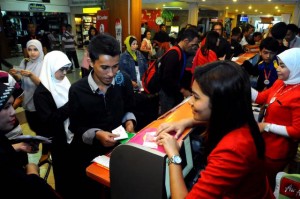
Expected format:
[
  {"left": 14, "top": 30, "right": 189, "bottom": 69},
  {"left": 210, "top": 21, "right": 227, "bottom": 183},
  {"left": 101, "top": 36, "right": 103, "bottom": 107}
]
[{"left": 1, "top": 20, "right": 300, "bottom": 198}]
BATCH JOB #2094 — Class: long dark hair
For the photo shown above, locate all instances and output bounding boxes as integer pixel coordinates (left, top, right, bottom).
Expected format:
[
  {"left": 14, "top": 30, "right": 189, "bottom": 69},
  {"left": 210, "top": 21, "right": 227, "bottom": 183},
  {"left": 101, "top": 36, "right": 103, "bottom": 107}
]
[
  {"left": 194, "top": 61, "right": 265, "bottom": 160},
  {"left": 88, "top": 26, "right": 98, "bottom": 41},
  {"left": 201, "top": 31, "right": 219, "bottom": 56}
]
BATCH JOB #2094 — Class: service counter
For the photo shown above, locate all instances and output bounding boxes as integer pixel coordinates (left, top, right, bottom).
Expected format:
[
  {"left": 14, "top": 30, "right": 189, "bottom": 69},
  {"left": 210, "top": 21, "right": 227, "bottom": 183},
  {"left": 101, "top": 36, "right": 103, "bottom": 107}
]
[
  {"left": 86, "top": 98, "right": 201, "bottom": 199},
  {"left": 232, "top": 52, "right": 259, "bottom": 65}
]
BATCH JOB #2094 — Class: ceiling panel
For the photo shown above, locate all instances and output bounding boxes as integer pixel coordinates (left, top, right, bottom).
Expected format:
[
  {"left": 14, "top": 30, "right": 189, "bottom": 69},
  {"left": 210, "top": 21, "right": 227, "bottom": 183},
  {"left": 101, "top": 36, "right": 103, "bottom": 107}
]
[{"left": 142, "top": 0, "right": 298, "bottom": 15}]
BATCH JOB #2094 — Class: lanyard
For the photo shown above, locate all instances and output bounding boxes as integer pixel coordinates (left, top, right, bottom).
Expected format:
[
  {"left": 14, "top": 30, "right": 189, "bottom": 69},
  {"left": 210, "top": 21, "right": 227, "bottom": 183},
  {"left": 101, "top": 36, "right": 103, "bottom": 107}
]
[{"left": 263, "top": 68, "right": 271, "bottom": 81}]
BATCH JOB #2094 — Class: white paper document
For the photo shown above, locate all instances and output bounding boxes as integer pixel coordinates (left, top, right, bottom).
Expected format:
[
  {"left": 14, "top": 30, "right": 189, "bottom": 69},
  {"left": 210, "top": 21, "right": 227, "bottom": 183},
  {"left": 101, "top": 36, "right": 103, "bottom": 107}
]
[
  {"left": 143, "top": 131, "right": 158, "bottom": 149},
  {"left": 92, "top": 155, "right": 110, "bottom": 168},
  {"left": 112, "top": 125, "right": 128, "bottom": 140}
]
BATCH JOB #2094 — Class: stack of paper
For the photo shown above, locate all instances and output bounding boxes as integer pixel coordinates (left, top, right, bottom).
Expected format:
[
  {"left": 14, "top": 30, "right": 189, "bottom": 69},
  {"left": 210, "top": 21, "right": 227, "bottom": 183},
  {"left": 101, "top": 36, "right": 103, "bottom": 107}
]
[{"left": 92, "top": 155, "right": 110, "bottom": 168}]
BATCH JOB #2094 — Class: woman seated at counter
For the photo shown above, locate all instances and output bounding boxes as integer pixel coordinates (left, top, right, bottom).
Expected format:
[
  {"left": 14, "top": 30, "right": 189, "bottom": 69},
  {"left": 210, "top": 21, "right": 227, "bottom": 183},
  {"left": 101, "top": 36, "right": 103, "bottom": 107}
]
[{"left": 156, "top": 61, "right": 274, "bottom": 198}]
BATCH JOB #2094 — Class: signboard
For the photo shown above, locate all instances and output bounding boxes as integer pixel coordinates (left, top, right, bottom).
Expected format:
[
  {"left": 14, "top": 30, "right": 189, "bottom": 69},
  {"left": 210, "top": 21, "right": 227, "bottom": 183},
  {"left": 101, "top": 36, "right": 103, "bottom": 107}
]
[
  {"left": 18, "top": 0, "right": 49, "bottom": 2},
  {"left": 115, "top": 18, "right": 122, "bottom": 51},
  {"left": 28, "top": 3, "right": 46, "bottom": 12},
  {"left": 96, "top": 9, "right": 109, "bottom": 34}
]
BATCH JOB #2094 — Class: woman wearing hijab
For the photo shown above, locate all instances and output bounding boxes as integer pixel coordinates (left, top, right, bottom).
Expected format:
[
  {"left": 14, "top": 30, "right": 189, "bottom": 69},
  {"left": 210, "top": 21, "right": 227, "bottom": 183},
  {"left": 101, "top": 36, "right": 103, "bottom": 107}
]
[
  {"left": 33, "top": 51, "right": 74, "bottom": 198},
  {"left": 120, "top": 36, "right": 157, "bottom": 130},
  {"left": 252, "top": 48, "right": 300, "bottom": 190},
  {"left": 0, "top": 70, "right": 29, "bottom": 166},
  {"left": 0, "top": 83, "right": 61, "bottom": 199},
  {"left": 119, "top": 35, "right": 148, "bottom": 91},
  {"left": 9, "top": 39, "right": 44, "bottom": 139}
]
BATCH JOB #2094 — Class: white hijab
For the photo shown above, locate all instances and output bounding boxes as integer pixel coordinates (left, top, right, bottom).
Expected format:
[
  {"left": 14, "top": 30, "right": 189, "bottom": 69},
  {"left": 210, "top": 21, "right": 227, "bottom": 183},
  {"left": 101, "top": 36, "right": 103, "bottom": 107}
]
[
  {"left": 21, "top": 39, "right": 44, "bottom": 111},
  {"left": 26, "top": 39, "right": 44, "bottom": 73},
  {"left": 277, "top": 48, "right": 300, "bottom": 85},
  {"left": 39, "top": 51, "right": 73, "bottom": 143}
]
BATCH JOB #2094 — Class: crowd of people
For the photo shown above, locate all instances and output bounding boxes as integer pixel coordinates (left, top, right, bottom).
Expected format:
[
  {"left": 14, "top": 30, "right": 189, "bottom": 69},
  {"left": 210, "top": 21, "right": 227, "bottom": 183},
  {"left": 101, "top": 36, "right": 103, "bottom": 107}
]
[{"left": 0, "top": 20, "right": 300, "bottom": 198}]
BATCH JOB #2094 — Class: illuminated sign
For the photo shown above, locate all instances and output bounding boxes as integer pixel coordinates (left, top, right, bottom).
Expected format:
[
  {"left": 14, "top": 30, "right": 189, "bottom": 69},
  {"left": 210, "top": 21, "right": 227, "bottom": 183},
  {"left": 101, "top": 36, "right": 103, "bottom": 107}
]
[
  {"left": 83, "top": 7, "right": 101, "bottom": 14},
  {"left": 28, "top": 3, "right": 46, "bottom": 12}
]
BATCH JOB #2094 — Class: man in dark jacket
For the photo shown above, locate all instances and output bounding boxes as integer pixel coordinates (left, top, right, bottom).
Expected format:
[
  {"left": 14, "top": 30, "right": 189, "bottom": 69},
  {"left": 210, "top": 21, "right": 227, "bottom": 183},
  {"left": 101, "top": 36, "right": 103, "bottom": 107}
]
[
  {"left": 159, "top": 28, "right": 199, "bottom": 115},
  {"left": 68, "top": 34, "right": 136, "bottom": 198}
]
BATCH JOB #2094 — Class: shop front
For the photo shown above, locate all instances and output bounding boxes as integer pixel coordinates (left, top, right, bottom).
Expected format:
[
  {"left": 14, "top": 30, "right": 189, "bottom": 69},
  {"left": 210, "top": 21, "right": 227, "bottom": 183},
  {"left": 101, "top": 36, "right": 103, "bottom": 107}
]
[{"left": 0, "top": 0, "right": 70, "bottom": 57}]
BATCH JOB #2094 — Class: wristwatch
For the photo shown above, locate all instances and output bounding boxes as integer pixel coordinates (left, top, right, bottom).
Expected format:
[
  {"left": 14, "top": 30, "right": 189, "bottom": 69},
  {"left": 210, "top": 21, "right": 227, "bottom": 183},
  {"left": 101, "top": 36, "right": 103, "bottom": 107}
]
[
  {"left": 264, "top": 123, "right": 272, "bottom": 132},
  {"left": 168, "top": 155, "right": 182, "bottom": 165}
]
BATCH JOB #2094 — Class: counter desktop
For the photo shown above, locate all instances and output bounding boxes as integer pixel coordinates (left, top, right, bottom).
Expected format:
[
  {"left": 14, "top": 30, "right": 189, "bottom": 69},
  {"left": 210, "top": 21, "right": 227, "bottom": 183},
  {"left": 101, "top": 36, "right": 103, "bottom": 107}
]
[{"left": 108, "top": 99, "right": 206, "bottom": 199}]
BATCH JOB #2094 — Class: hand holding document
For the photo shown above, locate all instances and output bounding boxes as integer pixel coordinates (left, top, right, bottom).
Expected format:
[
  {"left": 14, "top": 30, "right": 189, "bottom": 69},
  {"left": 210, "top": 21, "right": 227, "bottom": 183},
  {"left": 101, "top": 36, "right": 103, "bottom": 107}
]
[{"left": 112, "top": 125, "right": 128, "bottom": 140}]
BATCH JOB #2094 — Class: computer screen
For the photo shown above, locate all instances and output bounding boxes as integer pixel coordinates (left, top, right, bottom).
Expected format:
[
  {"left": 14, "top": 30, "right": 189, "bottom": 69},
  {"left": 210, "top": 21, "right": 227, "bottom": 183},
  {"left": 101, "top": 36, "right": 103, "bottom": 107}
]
[
  {"left": 170, "top": 26, "right": 179, "bottom": 33},
  {"left": 165, "top": 134, "right": 193, "bottom": 198},
  {"left": 240, "top": 16, "right": 248, "bottom": 22}
]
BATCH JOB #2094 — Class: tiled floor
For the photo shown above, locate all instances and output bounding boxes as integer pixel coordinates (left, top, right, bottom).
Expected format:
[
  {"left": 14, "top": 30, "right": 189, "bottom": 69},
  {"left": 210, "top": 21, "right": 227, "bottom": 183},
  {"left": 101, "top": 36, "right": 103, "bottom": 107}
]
[{"left": 8, "top": 48, "right": 85, "bottom": 189}]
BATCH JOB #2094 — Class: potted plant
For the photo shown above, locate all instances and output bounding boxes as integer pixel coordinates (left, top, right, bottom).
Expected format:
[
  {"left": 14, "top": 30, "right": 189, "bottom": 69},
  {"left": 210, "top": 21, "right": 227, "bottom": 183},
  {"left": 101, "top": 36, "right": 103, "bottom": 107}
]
[{"left": 161, "top": 10, "right": 174, "bottom": 25}]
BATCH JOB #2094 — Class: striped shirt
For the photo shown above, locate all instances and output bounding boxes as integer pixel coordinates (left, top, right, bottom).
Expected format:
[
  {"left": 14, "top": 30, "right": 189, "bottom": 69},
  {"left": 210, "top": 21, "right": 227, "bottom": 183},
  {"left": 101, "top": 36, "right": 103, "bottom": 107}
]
[{"left": 62, "top": 31, "right": 76, "bottom": 52}]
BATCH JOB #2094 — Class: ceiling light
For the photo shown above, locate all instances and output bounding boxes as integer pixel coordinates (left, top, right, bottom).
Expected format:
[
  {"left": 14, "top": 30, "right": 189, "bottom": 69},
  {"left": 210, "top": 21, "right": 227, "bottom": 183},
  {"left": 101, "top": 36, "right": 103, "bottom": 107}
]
[
  {"left": 248, "top": 6, "right": 252, "bottom": 9},
  {"left": 255, "top": 9, "right": 258, "bottom": 12},
  {"left": 242, "top": 11, "right": 245, "bottom": 14},
  {"left": 233, "top": 0, "right": 237, "bottom": 2},
  {"left": 235, "top": 9, "right": 238, "bottom": 12},
  {"left": 226, "top": 7, "right": 229, "bottom": 9},
  {"left": 163, "top": 6, "right": 182, "bottom": 9},
  {"left": 275, "top": 6, "right": 278, "bottom": 9}
]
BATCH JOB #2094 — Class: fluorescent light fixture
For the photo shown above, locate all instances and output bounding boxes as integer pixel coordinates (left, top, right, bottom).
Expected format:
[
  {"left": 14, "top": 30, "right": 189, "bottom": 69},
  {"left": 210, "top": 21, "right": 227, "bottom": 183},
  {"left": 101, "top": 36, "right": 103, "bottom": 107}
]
[{"left": 163, "top": 6, "right": 182, "bottom": 9}]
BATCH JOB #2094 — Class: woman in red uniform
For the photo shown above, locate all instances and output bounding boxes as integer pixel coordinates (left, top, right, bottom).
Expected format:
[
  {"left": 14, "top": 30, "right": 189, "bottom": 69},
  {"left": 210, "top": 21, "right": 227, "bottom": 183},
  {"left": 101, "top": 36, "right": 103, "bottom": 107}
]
[
  {"left": 191, "top": 31, "right": 219, "bottom": 74},
  {"left": 252, "top": 48, "right": 300, "bottom": 190},
  {"left": 156, "top": 61, "right": 274, "bottom": 199}
]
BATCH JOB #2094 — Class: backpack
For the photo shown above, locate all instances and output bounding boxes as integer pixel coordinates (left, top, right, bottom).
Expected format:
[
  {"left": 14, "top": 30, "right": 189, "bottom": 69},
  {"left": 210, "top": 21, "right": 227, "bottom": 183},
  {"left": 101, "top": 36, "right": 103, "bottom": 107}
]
[{"left": 142, "top": 46, "right": 182, "bottom": 94}]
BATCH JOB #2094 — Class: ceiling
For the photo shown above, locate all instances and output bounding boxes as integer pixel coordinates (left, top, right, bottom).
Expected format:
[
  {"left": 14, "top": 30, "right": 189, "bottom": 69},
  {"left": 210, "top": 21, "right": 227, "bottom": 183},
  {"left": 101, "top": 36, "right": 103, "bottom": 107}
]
[{"left": 142, "top": 0, "right": 298, "bottom": 16}]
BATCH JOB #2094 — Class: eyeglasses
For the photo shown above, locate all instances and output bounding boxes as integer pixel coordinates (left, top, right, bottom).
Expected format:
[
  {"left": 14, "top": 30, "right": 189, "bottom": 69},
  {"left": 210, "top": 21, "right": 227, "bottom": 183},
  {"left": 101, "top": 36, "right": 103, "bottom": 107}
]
[{"left": 59, "top": 67, "right": 69, "bottom": 72}]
